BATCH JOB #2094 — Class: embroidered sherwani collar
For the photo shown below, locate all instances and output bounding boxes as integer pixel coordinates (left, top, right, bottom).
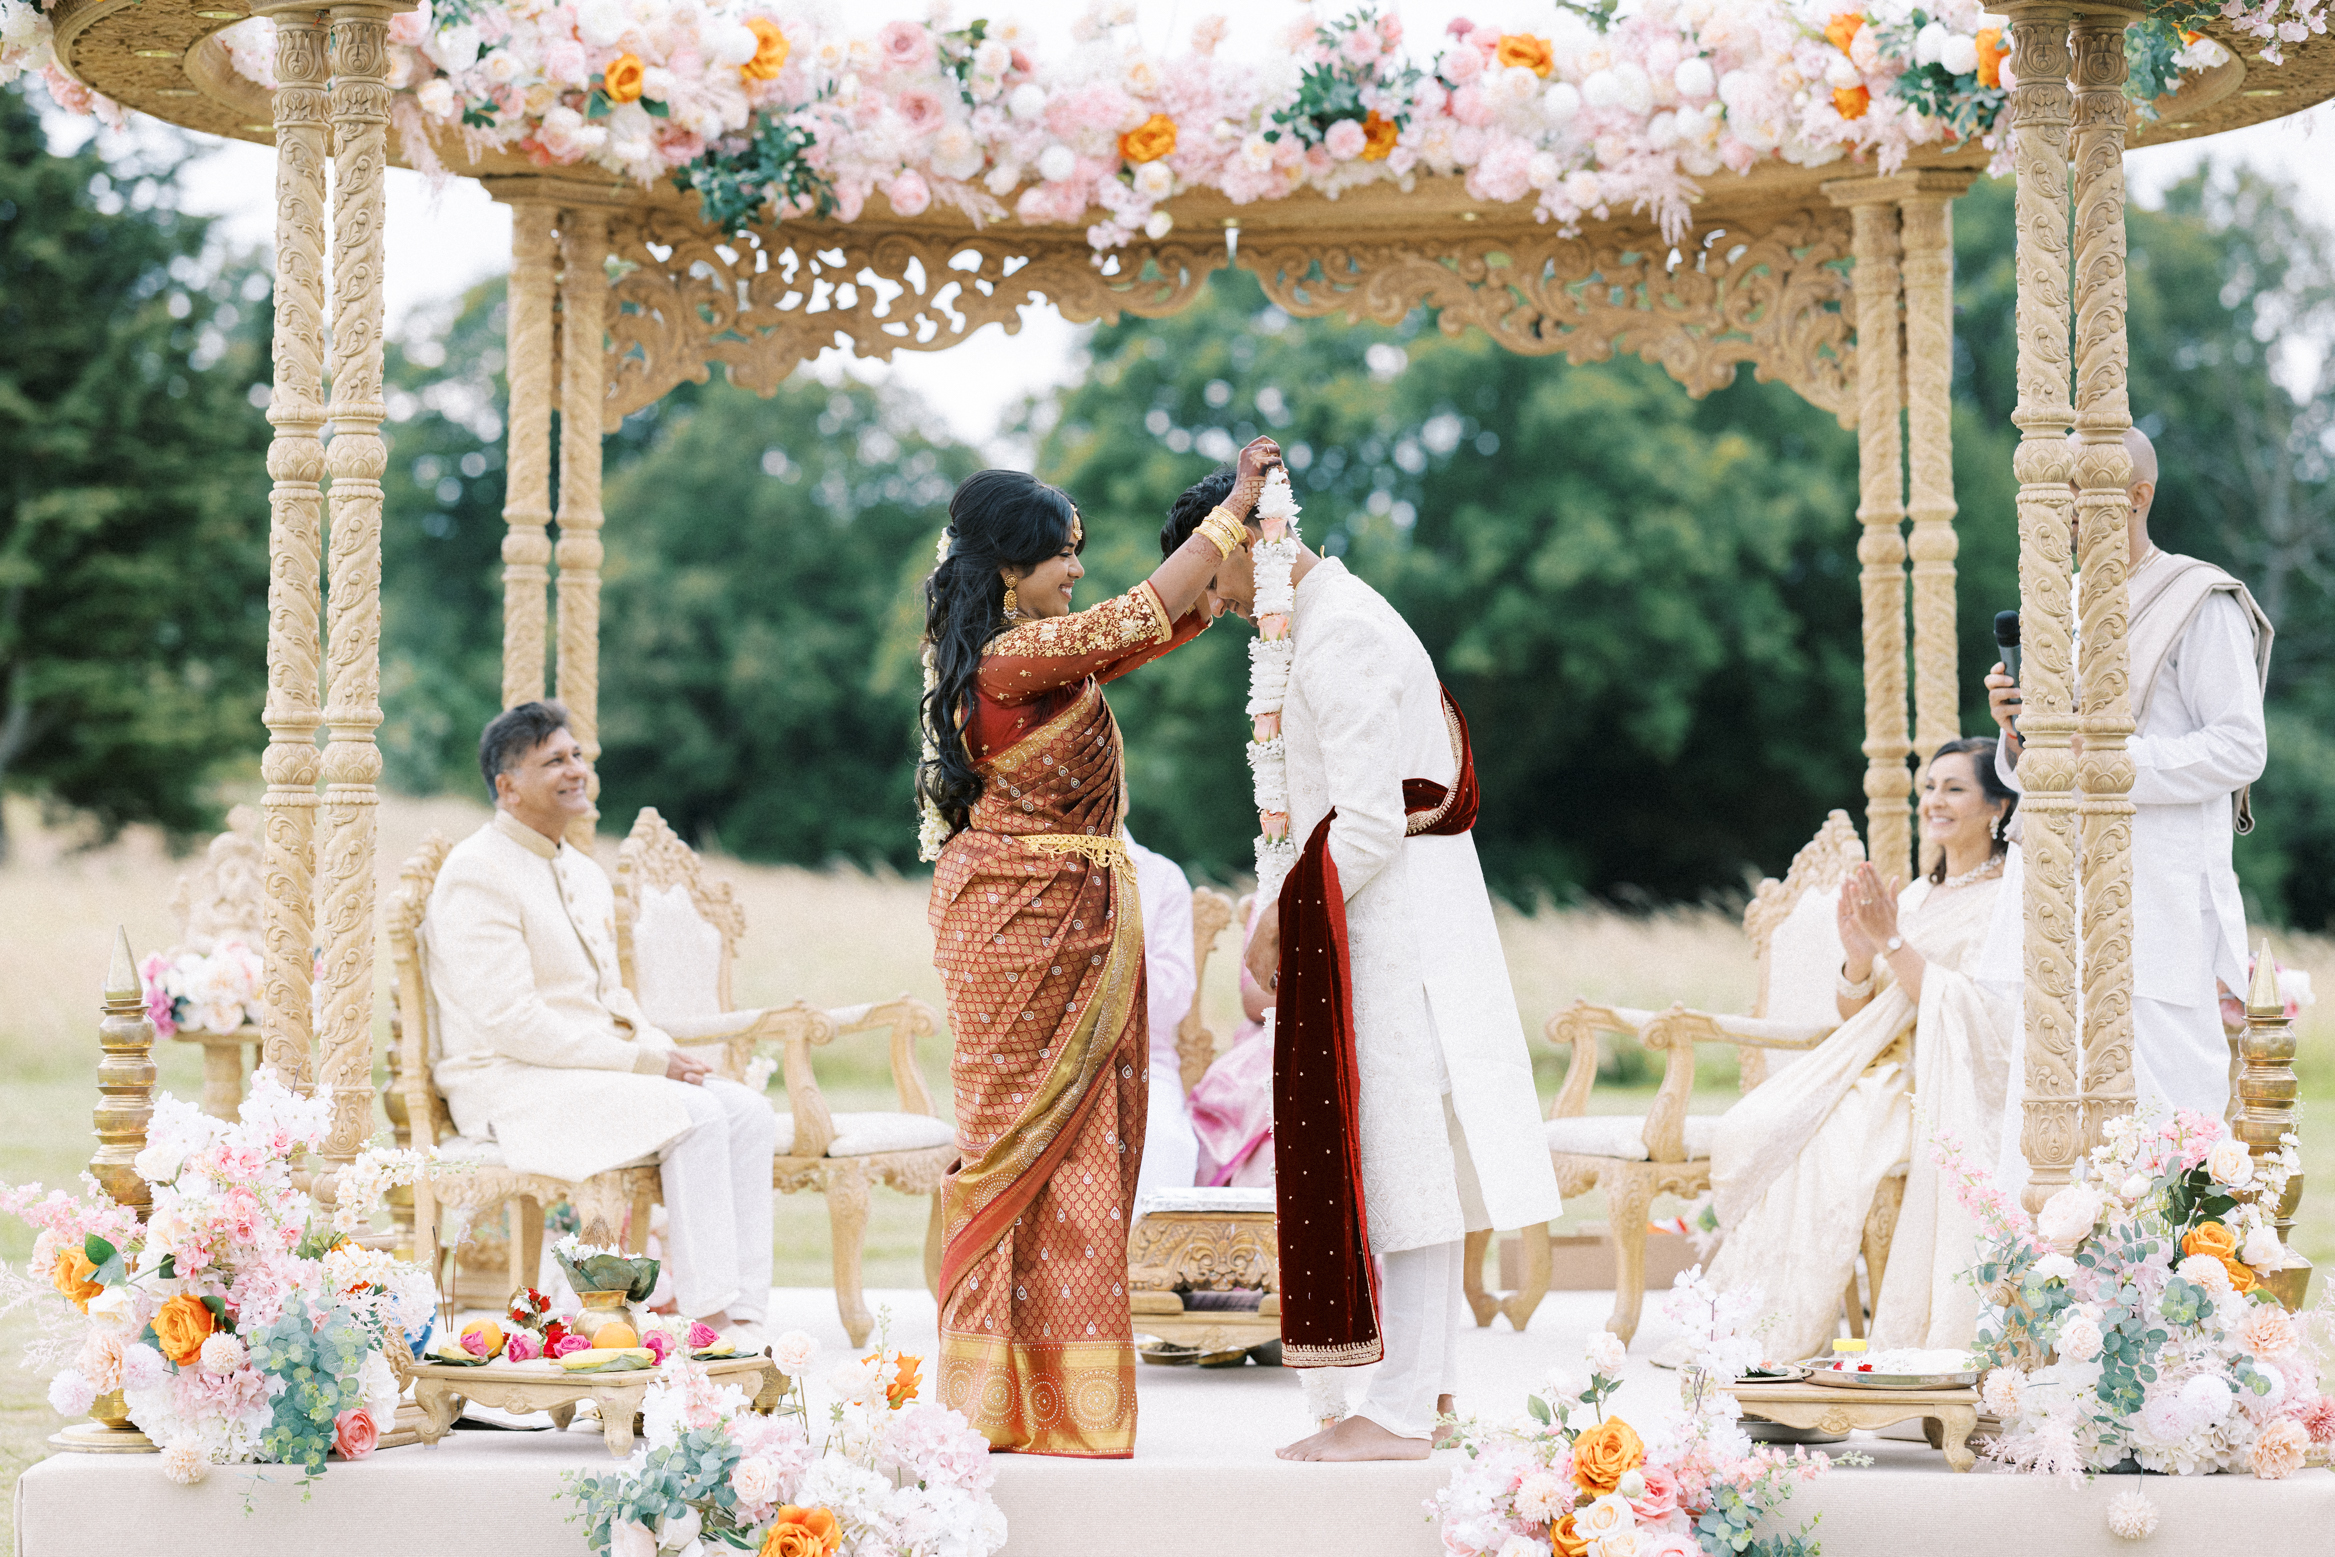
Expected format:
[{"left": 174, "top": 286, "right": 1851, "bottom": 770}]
[
  {"left": 493, "top": 809, "right": 563, "bottom": 860},
  {"left": 1290, "top": 556, "right": 1346, "bottom": 629}
]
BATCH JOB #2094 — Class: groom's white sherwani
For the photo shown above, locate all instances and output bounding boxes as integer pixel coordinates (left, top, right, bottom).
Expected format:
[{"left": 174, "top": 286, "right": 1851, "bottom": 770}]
[{"left": 1277, "top": 559, "right": 1562, "bottom": 1254}]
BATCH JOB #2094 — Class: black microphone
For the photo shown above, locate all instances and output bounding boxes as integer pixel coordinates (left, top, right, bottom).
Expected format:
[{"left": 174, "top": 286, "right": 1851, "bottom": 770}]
[{"left": 1994, "top": 610, "right": 2020, "bottom": 684}]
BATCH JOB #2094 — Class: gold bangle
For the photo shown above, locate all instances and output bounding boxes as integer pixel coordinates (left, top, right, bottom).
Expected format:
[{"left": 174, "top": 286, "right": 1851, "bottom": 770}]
[{"left": 1196, "top": 507, "right": 1250, "bottom": 560}]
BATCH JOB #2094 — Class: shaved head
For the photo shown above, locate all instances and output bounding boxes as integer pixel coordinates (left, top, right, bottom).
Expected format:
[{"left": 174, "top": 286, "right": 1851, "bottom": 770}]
[{"left": 2066, "top": 425, "right": 2157, "bottom": 491}]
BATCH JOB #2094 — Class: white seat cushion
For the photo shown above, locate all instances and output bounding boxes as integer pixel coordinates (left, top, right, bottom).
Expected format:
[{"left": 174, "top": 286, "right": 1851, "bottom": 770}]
[
  {"left": 773, "top": 1110, "right": 955, "bottom": 1159},
  {"left": 434, "top": 1136, "right": 657, "bottom": 1172},
  {"left": 1545, "top": 1114, "right": 1718, "bottom": 1162}
]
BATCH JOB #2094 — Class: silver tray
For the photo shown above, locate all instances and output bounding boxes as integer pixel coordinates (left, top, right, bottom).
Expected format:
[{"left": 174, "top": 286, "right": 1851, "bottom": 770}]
[{"left": 1804, "top": 1365, "right": 1979, "bottom": 1391}]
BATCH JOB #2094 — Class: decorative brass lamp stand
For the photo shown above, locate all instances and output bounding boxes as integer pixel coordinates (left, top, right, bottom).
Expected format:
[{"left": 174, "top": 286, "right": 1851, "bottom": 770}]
[
  {"left": 50, "top": 930, "right": 161, "bottom": 1454},
  {"left": 2238, "top": 940, "right": 2312, "bottom": 1312}
]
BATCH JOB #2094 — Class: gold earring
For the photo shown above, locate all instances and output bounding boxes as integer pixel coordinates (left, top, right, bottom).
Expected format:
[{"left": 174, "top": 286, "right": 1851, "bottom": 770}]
[{"left": 1002, "top": 582, "right": 1021, "bottom": 620}]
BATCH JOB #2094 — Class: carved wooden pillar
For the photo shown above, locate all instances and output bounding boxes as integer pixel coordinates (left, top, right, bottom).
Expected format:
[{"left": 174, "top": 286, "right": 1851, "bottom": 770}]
[
  {"left": 2004, "top": 4, "right": 2083, "bottom": 1212},
  {"left": 91, "top": 930, "right": 157, "bottom": 1222},
  {"left": 315, "top": 2, "right": 396, "bottom": 1165},
  {"left": 555, "top": 206, "right": 610, "bottom": 850},
  {"left": 1899, "top": 176, "right": 1973, "bottom": 786},
  {"left": 2070, "top": 8, "right": 2141, "bottom": 1151},
  {"left": 254, "top": 5, "right": 329, "bottom": 1090},
  {"left": 500, "top": 201, "right": 558, "bottom": 710},
  {"left": 1839, "top": 189, "right": 1912, "bottom": 881}
]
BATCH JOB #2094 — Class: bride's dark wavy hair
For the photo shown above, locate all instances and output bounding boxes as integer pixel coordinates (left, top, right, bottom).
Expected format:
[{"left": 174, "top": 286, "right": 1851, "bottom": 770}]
[{"left": 919, "top": 470, "right": 1082, "bottom": 834}]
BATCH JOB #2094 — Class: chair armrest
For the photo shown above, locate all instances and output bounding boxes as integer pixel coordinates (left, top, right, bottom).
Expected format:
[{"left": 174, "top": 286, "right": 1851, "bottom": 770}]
[
  {"left": 1542, "top": 1003, "right": 1660, "bottom": 1121},
  {"left": 1645, "top": 1008, "right": 1837, "bottom": 1052},
  {"left": 825, "top": 997, "right": 945, "bottom": 1119},
  {"left": 682, "top": 1002, "right": 837, "bottom": 1158},
  {"left": 1630, "top": 1004, "right": 1704, "bottom": 1163}
]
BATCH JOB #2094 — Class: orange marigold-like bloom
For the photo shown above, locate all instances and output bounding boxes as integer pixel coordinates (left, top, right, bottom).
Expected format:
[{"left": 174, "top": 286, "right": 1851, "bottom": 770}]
[
  {"left": 602, "top": 52, "right": 646, "bottom": 104},
  {"left": 1824, "top": 13, "right": 1864, "bottom": 55},
  {"left": 1495, "top": 34, "right": 1554, "bottom": 78},
  {"left": 761, "top": 1506, "right": 841, "bottom": 1557},
  {"left": 1359, "top": 110, "right": 1398, "bottom": 161},
  {"left": 1119, "top": 113, "right": 1178, "bottom": 164},
  {"left": 1975, "top": 28, "right": 2009, "bottom": 90},
  {"left": 52, "top": 1248, "right": 102, "bottom": 1313},
  {"left": 885, "top": 1353, "right": 923, "bottom": 1408},
  {"left": 1833, "top": 84, "right": 1872, "bottom": 120},
  {"left": 743, "top": 18, "right": 791, "bottom": 82}
]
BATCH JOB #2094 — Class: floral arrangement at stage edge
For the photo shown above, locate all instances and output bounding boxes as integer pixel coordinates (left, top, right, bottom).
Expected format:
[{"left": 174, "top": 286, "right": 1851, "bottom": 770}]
[
  {"left": 564, "top": 1316, "right": 1004, "bottom": 1557},
  {"left": 0, "top": 1069, "right": 436, "bottom": 1483},
  {"left": 1, "top": 2, "right": 2295, "bottom": 256},
  {"left": 137, "top": 941, "right": 265, "bottom": 1038},
  {"left": 1940, "top": 1108, "right": 2335, "bottom": 1479},
  {"left": 1433, "top": 1271, "right": 1853, "bottom": 1557}
]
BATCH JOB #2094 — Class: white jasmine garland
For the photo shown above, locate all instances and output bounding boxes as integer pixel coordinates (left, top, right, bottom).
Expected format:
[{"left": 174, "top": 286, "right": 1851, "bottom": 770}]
[{"left": 1245, "top": 469, "right": 1303, "bottom": 905}]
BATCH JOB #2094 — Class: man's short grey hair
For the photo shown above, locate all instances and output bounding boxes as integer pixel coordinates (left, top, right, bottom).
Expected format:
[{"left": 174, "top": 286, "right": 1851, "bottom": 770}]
[{"left": 478, "top": 701, "right": 572, "bottom": 798}]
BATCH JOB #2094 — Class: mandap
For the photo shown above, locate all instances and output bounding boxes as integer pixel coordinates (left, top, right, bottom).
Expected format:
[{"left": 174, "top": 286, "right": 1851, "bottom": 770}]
[{"left": 10, "top": 0, "right": 2335, "bottom": 1219}]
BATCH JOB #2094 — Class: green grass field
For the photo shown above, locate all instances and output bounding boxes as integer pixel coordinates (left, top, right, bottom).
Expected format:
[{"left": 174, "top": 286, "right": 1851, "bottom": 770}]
[{"left": 2, "top": 793, "right": 2329, "bottom": 1545}]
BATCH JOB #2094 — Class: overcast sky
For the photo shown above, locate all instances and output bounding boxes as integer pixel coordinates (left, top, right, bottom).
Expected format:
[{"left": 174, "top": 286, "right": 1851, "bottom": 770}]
[{"left": 72, "top": 1, "right": 2335, "bottom": 458}]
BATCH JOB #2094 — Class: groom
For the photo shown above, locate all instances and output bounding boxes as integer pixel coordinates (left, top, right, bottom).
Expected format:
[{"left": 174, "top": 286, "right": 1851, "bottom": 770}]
[{"left": 1161, "top": 470, "right": 1561, "bottom": 1461}]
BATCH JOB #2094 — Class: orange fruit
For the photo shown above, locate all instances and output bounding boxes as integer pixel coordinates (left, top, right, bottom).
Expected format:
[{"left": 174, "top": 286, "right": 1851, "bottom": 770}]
[
  {"left": 590, "top": 1322, "right": 639, "bottom": 1350},
  {"left": 459, "top": 1319, "right": 505, "bottom": 1358}
]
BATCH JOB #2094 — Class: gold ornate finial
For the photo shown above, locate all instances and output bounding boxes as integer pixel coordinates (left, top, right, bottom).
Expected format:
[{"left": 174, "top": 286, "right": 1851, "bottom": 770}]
[
  {"left": 89, "top": 928, "right": 157, "bottom": 1222},
  {"left": 2247, "top": 935, "right": 2281, "bottom": 1015},
  {"left": 2236, "top": 938, "right": 2310, "bottom": 1310}
]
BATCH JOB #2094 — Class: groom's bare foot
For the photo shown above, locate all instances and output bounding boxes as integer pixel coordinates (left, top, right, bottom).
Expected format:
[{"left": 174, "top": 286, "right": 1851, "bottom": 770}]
[
  {"left": 1276, "top": 1415, "right": 1432, "bottom": 1461},
  {"left": 1432, "top": 1394, "right": 1459, "bottom": 1449}
]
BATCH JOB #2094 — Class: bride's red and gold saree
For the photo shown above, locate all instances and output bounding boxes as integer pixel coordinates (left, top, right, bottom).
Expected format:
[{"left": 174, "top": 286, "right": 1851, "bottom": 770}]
[{"left": 929, "top": 582, "right": 1206, "bottom": 1457}]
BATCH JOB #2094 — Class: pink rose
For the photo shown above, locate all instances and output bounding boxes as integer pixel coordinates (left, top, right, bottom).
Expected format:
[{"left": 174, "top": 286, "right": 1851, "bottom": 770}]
[
  {"left": 643, "top": 1331, "right": 673, "bottom": 1364},
  {"left": 687, "top": 1322, "right": 719, "bottom": 1350},
  {"left": 1628, "top": 1464, "right": 1681, "bottom": 1523},
  {"left": 461, "top": 1329, "right": 492, "bottom": 1358},
  {"left": 1639, "top": 1535, "right": 1700, "bottom": 1557},
  {"left": 544, "top": 39, "right": 587, "bottom": 86},
  {"left": 1445, "top": 17, "right": 1476, "bottom": 38},
  {"left": 549, "top": 1332, "right": 591, "bottom": 1359},
  {"left": 333, "top": 1407, "right": 379, "bottom": 1460},
  {"left": 1443, "top": 46, "right": 1483, "bottom": 86},
  {"left": 504, "top": 1331, "right": 542, "bottom": 1363},
  {"left": 894, "top": 87, "right": 947, "bottom": 136},
  {"left": 1323, "top": 118, "right": 1367, "bottom": 160},
  {"left": 877, "top": 20, "right": 935, "bottom": 75},
  {"left": 886, "top": 171, "right": 932, "bottom": 216}
]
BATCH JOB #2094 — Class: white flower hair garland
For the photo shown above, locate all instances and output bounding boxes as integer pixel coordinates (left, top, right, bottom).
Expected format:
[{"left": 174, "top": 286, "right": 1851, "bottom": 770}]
[
  {"left": 917, "top": 527, "right": 952, "bottom": 864},
  {"left": 1247, "top": 469, "right": 1303, "bottom": 905}
]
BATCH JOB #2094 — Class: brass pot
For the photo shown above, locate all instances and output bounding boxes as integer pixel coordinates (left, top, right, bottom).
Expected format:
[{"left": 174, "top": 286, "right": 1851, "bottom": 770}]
[{"left": 574, "top": 1288, "right": 637, "bottom": 1338}]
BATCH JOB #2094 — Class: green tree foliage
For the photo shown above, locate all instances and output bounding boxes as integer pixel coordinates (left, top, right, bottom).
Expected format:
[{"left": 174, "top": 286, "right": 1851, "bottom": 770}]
[{"left": 0, "top": 99, "right": 270, "bottom": 856}]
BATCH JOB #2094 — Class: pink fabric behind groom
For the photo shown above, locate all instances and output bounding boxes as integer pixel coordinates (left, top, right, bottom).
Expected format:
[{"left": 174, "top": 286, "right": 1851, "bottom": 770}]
[{"left": 1190, "top": 896, "right": 1276, "bottom": 1187}]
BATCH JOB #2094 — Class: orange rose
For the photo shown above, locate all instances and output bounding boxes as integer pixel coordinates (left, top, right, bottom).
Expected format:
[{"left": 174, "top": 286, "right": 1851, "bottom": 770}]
[
  {"left": 52, "top": 1248, "right": 102, "bottom": 1313},
  {"left": 1359, "top": 110, "right": 1398, "bottom": 162},
  {"left": 2221, "top": 1255, "right": 2258, "bottom": 1296},
  {"left": 1570, "top": 1416, "right": 1646, "bottom": 1496},
  {"left": 1833, "top": 85, "right": 1871, "bottom": 120},
  {"left": 760, "top": 1506, "right": 840, "bottom": 1557},
  {"left": 1119, "top": 113, "right": 1177, "bottom": 165},
  {"left": 742, "top": 18, "right": 790, "bottom": 83},
  {"left": 1550, "top": 1513, "right": 1589, "bottom": 1557},
  {"left": 2183, "top": 1221, "right": 2239, "bottom": 1261},
  {"left": 885, "top": 1353, "right": 923, "bottom": 1409},
  {"left": 154, "top": 1294, "right": 217, "bottom": 1366},
  {"left": 1495, "top": 34, "right": 1554, "bottom": 78},
  {"left": 602, "top": 52, "right": 646, "bottom": 105},
  {"left": 1824, "top": 13, "right": 1864, "bottom": 55},
  {"left": 1975, "top": 28, "right": 2008, "bottom": 90}
]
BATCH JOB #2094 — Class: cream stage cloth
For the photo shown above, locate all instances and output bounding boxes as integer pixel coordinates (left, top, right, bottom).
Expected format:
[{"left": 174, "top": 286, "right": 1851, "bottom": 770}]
[
  {"left": 1706, "top": 873, "right": 2014, "bottom": 1363},
  {"left": 1127, "top": 835, "right": 1200, "bottom": 1200},
  {"left": 1274, "top": 558, "right": 1562, "bottom": 1255}
]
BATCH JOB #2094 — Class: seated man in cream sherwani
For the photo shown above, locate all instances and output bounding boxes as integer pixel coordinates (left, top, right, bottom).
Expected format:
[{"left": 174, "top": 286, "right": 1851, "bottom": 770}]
[{"left": 424, "top": 701, "right": 775, "bottom": 1343}]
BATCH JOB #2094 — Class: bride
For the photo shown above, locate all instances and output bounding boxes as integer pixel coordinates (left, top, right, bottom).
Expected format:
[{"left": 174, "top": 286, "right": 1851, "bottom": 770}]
[{"left": 1705, "top": 736, "right": 2019, "bottom": 1362}]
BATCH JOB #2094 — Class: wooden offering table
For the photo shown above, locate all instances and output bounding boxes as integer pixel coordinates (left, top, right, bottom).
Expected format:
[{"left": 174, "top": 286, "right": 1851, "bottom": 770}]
[
  {"left": 1722, "top": 1378, "right": 1980, "bottom": 1472},
  {"left": 1128, "top": 1189, "right": 1281, "bottom": 1363},
  {"left": 408, "top": 1355, "right": 783, "bottom": 1456}
]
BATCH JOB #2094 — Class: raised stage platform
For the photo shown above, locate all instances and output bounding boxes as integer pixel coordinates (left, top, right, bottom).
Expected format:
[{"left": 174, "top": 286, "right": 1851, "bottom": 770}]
[{"left": 18, "top": 1287, "right": 2334, "bottom": 1556}]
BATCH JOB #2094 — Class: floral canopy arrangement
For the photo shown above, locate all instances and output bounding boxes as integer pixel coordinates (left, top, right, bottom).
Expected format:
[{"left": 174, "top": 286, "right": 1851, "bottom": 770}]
[
  {"left": 1943, "top": 1109, "right": 2333, "bottom": 1481},
  {"left": 0, "top": 1070, "right": 434, "bottom": 1484},
  {"left": 1434, "top": 1274, "right": 1848, "bottom": 1557},
  {"left": 3, "top": 1, "right": 2301, "bottom": 255},
  {"left": 564, "top": 1319, "right": 1005, "bottom": 1557}
]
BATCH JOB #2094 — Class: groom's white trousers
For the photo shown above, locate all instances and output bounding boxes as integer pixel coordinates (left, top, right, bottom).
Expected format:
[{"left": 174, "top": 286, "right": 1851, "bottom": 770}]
[
  {"left": 1300, "top": 1239, "right": 1464, "bottom": 1441},
  {"left": 656, "top": 1077, "right": 776, "bottom": 1323}
]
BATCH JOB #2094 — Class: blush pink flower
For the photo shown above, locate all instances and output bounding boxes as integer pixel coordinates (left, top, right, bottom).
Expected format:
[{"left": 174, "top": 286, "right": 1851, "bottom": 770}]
[
  {"left": 1323, "top": 118, "right": 1367, "bottom": 159},
  {"left": 1628, "top": 1463, "right": 1681, "bottom": 1523},
  {"left": 2297, "top": 1395, "right": 2335, "bottom": 1446},
  {"left": 549, "top": 1332, "right": 591, "bottom": 1359},
  {"left": 877, "top": 20, "right": 935, "bottom": 75},
  {"left": 886, "top": 171, "right": 932, "bottom": 215},
  {"left": 893, "top": 87, "right": 947, "bottom": 136},
  {"left": 643, "top": 1331, "right": 673, "bottom": 1364},
  {"left": 333, "top": 1407, "right": 379, "bottom": 1460},
  {"left": 687, "top": 1321, "right": 720, "bottom": 1350},
  {"left": 503, "top": 1330, "right": 542, "bottom": 1363}
]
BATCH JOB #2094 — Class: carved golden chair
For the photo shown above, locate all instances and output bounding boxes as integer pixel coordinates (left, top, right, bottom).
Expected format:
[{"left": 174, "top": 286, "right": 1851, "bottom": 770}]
[
  {"left": 1176, "top": 886, "right": 1238, "bottom": 1092},
  {"left": 159, "top": 804, "right": 267, "bottom": 1121},
  {"left": 613, "top": 808, "right": 954, "bottom": 1347},
  {"left": 1492, "top": 810, "right": 1908, "bottom": 1346}
]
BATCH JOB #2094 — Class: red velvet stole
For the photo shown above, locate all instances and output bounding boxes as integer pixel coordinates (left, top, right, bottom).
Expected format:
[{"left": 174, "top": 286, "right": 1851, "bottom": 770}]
[{"left": 1272, "top": 686, "right": 1477, "bottom": 1369}]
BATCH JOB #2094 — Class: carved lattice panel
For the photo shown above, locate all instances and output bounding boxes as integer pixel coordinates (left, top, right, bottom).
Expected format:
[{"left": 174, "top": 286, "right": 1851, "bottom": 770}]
[
  {"left": 602, "top": 218, "right": 1228, "bottom": 425},
  {"left": 1240, "top": 207, "right": 1857, "bottom": 424}
]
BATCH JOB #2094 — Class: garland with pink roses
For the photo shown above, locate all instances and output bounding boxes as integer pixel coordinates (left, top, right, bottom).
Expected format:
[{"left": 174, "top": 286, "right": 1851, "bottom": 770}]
[{"left": 2, "top": 2, "right": 2307, "bottom": 254}]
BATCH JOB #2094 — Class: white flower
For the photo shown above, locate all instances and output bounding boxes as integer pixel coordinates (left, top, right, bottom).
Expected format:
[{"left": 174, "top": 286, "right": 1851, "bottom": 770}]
[
  {"left": 732, "top": 1454, "right": 782, "bottom": 1507},
  {"left": 1542, "top": 81, "right": 1581, "bottom": 124},
  {"left": 1609, "top": 61, "right": 1652, "bottom": 116},
  {"left": 984, "top": 162, "right": 1022, "bottom": 196},
  {"left": 2106, "top": 1489, "right": 2158, "bottom": 1540},
  {"left": 1513, "top": 1469, "right": 1567, "bottom": 1523},
  {"left": 1978, "top": 1367, "right": 2025, "bottom": 1419},
  {"left": 1526, "top": 151, "right": 1560, "bottom": 189},
  {"left": 2241, "top": 1224, "right": 2285, "bottom": 1269},
  {"left": 577, "top": 0, "right": 627, "bottom": 45},
  {"left": 709, "top": 22, "right": 759, "bottom": 67},
  {"left": 199, "top": 1333, "right": 247, "bottom": 1376},
  {"left": 2032, "top": 1252, "right": 2079, "bottom": 1283},
  {"left": 1584, "top": 1330, "right": 1627, "bottom": 1375},
  {"left": 85, "top": 1286, "right": 136, "bottom": 1330},
  {"left": 2119, "top": 1173, "right": 2152, "bottom": 1202},
  {"left": 609, "top": 1522, "right": 656, "bottom": 1557},
  {"left": 1914, "top": 22, "right": 1949, "bottom": 66},
  {"left": 1940, "top": 34, "right": 1980, "bottom": 76},
  {"left": 2056, "top": 1314, "right": 2103, "bottom": 1363},
  {"left": 2035, "top": 1184, "right": 2105, "bottom": 1253},
  {"left": 828, "top": 1355, "right": 882, "bottom": 1406},
  {"left": 932, "top": 122, "right": 985, "bottom": 181},
  {"left": 2176, "top": 1253, "right": 2234, "bottom": 1295},
  {"left": 2206, "top": 1138, "right": 2254, "bottom": 1188},
  {"left": 1007, "top": 82, "right": 1047, "bottom": 120},
  {"left": 159, "top": 1438, "right": 210, "bottom": 1486},
  {"left": 2177, "top": 1372, "right": 2232, "bottom": 1428},
  {"left": 358, "top": 1348, "right": 400, "bottom": 1422},
  {"left": 48, "top": 1370, "right": 96, "bottom": 1418},
  {"left": 133, "top": 1140, "right": 186, "bottom": 1184},
  {"left": 1037, "top": 143, "right": 1077, "bottom": 183},
  {"left": 415, "top": 77, "right": 458, "bottom": 119},
  {"left": 1674, "top": 56, "right": 1715, "bottom": 100},
  {"left": 770, "top": 1330, "right": 817, "bottom": 1378},
  {"left": 657, "top": 1507, "right": 700, "bottom": 1550},
  {"left": 1579, "top": 67, "right": 1622, "bottom": 110},
  {"left": 1143, "top": 210, "right": 1173, "bottom": 241},
  {"left": 1239, "top": 133, "right": 1274, "bottom": 172},
  {"left": 972, "top": 38, "right": 1011, "bottom": 78},
  {"left": 1133, "top": 159, "right": 1173, "bottom": 200}
]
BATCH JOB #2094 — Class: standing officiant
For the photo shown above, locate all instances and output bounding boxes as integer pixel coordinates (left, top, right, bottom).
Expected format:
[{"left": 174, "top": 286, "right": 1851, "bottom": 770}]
[{"left": 1987, "top": 426, "right": 2271, "bottom": 1120}]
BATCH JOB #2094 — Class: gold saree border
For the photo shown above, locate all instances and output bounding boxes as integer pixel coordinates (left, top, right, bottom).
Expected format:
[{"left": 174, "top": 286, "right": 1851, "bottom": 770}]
[{"left": 938, "top": 1332, "right": 1137, "bottom": 1458}]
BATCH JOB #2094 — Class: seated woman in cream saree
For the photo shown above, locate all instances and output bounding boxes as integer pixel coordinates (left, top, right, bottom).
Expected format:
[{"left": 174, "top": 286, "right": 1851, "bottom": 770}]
[{"left": 1706, "top": 739, "right": 2019, "bottom": 1363}]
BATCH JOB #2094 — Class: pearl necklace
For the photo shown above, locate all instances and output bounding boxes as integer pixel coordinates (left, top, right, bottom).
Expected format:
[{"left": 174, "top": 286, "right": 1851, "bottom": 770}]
[
  {"left": 1246, "top": 469, "right": 1303, "bottom": 904},
  {"left": 1938, "top": 854, "right": 2004, "bottom": 892}
]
